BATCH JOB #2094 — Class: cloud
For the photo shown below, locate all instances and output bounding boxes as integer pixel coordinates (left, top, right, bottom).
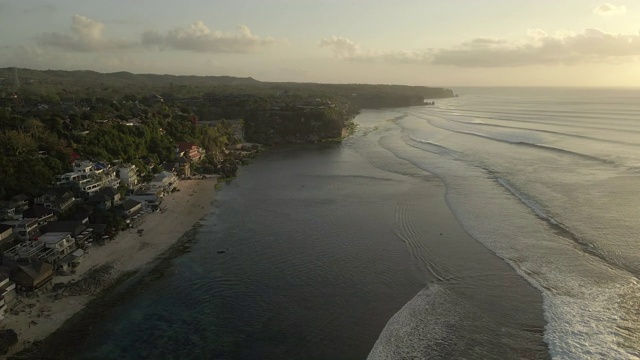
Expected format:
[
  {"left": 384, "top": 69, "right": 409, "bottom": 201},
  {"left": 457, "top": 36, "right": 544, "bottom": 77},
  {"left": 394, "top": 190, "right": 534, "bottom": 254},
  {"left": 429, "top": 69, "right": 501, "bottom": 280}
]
[
  {"left": 319, "top": 36, "right": 362, "bottom": 59},
  {"left": 321, "top": 28, "right": 640, "bottom": 67},
  {"left": 141, "top": 22, "right": 275, "bottom": 53},
  {"left": 319, "top": 35, "right": 429, "bottom": 63},
  {"left": 432, "top": 28, "right": 640, "bottom": 67},
  {"left": 593, "top": 3, "right": 627, "bottom": 16},
  {"left": 37, "top": 15, "right": 137, "bottom": 52},
  {"left": 0, "top": 2, "right": 57, "bottom": 16}
]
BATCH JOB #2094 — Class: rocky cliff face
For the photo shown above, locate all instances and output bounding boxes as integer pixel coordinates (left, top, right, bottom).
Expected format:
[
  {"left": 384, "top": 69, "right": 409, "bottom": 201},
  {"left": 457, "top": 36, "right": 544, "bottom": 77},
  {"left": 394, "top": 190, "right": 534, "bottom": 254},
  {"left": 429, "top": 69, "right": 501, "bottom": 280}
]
[
  {"left": 349, "top": 88, "right": 455, "bottom": 109},
  {"left": 244, "top": 107, "right": 348, "bottom": 144}
]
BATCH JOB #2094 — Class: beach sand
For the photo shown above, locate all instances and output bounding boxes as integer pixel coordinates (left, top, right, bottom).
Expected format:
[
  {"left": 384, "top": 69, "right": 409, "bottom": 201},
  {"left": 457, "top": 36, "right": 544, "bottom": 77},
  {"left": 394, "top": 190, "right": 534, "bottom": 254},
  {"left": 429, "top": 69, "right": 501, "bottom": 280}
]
[{"left": 1, "top": 177, "right": 217, "bottom": 358}]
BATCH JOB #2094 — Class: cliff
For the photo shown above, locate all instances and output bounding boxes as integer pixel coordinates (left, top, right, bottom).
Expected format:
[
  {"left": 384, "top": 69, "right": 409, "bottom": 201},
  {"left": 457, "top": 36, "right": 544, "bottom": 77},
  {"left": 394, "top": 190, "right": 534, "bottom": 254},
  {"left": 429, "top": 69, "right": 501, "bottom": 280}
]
[{"left": 244, "top": 107, "right": 349, "bottom": 144}]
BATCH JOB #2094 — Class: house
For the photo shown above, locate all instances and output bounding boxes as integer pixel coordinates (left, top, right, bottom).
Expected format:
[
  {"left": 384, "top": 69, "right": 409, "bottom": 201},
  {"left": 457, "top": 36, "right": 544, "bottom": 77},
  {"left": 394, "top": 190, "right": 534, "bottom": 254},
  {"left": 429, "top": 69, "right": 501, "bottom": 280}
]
[
  {"left": 10, "top": 195, "right": 29, "bottom": 214},
  {"left": 0, "top": 224, "right": 16, "bottom": 248},
  {"left": 118, "top": 199, "right": 143, "bottom": 218},
  {"left": 34, "top": 188, "right": 75, "bottom": 213},
  {"left": 73, "top": 160, "right": 94, "bottom": 174},
  {"left": 118, "top": 164, "right": 139, "bottom": 189},
  {"left": 127, "top": 194, "right": 162, "bottom": 212},
  {"left": 99, "top": 187, "right": 121, "bottom": 205},
  {"left": 164, "top": 158, "right": 191, "bottom": 178},
  {"left": 175, "top": 142, "right": 205, "bottom": 162},
  {"left": 2, "top": 218, "right": 40, "bottom": 241},
  {"left": 57, "top": 248, "right": 85, "bottom": 273},
  {"left": 2, "top": 241, "right": 50, "bottom": 269},
  {"left": 150, "top": 171, "right": 178, "bottom": 192},
  {"left": 0, "top": 203, "right": 17, "bottom": 221},
  {"left": 60, "top": 161, "right": 120, "bottom": 199},
  {"left": 0, "top": 195, "right": 30, "bottom": 220},
  {"left": 56, "top": 171, "right": 84, "bottom": 186},
  {"left": 38, "top": 232, "right": 76, "bottom": 266},
  {"left": 22, "top": 206, "right": 56, "bottom": 227},
  {"left": 89, "top": 186, "right": 122, "bottom": 211},
  {"left": 12, "top": 261, "right": 54, "bottom": 292},
  {"left": 77, "top": 177, "right": 103, "bottom": 199},
  {"left": 0, "top": 275, "right": 16, "bottom": 319},
  {"left": 0, "top": 224, "right": 17, "bottom": 251},
  {"left": 42, "top": 221, "right": 86, "bottom": 238},
  {"left": 42, "top": 221, "right": 92, "bottom": 247}
]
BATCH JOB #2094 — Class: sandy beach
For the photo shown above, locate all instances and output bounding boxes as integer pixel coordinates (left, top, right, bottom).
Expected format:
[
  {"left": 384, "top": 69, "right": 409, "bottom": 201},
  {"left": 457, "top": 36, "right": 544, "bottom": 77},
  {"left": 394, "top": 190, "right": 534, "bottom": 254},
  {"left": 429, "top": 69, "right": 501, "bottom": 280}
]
[{"left": 1, "top": 177, "right": 217, "bottom": 358}]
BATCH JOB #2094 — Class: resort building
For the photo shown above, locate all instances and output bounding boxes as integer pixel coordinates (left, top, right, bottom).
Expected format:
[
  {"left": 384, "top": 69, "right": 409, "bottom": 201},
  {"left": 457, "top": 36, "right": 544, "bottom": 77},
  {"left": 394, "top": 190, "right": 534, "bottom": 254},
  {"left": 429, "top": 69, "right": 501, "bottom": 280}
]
[
  {"left": 56, "top": 161, "right": 120, "bottom": 199},
  {"left": 150, "top": 171, "right": 178, "bottom": 192},
  {"left": 118, "top": 164, "right": 139, "bottom": 189},
  {"left": 175, "top": 142, "right": 205, "bottom": 162},
  {"left": 1, "top": 218, "right": 40, "bottom": 241},
  {"left": 2, "top": 241, "right": 51, "bottom": 269},
  {"left": 38, "top": 232, "right": 76, "bottom": 266},
  {"left": 34, "top": 188, "right": 76, "bottom": 213}
]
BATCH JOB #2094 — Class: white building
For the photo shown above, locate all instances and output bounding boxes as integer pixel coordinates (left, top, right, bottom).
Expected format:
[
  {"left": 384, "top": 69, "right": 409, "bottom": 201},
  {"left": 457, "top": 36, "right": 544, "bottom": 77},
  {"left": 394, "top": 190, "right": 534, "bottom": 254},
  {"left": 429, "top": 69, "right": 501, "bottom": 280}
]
[
  {"left": 38, "top": 232, "right": 76, "bottom": 265},
  {"left": 150, "top": 171, "right": 178, "bottom": 192},
  {"left": 57, "top": 161, "right": 120, "bottom": 199},
  {"left": 118, "top": 164, "right": 139, "bottom": 189}
]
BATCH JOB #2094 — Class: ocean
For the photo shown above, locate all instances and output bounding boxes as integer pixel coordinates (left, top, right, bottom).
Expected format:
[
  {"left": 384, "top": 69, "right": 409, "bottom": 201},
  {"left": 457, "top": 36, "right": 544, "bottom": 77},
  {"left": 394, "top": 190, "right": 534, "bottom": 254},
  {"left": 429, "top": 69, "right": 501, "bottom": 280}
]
[{"left": 71, "top": 87, "right": 640, "bottom": 359}]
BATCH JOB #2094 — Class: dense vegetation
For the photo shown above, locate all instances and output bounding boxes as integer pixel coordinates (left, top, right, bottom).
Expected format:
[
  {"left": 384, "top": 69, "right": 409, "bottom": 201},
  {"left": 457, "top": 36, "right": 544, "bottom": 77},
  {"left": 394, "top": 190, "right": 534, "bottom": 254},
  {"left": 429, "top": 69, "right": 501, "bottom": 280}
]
[
  {"left": 0, "top": 67, "right": 455, "bottom": 200},
  {"left": 0, "top": 97, "right": 235, "bottom": 199}
]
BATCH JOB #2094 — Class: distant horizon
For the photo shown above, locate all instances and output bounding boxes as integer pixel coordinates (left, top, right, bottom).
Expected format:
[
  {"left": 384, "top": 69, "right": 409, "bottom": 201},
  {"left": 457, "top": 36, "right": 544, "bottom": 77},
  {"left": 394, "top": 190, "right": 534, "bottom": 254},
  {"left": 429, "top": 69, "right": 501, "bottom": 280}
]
[
  {"left": 5, "top": 66, "right": 640, "bottom": 91},
  {"left": 2, "top": 1, "right": 640, "bottom": 87}
]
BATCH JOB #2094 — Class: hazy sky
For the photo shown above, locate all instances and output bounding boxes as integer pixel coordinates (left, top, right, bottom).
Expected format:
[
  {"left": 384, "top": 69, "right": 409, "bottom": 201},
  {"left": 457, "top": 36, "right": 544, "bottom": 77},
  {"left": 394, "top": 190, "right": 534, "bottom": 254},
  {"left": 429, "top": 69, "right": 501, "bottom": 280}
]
[{"left": 1, "top": 0, "right": 640, "bottom": 86}]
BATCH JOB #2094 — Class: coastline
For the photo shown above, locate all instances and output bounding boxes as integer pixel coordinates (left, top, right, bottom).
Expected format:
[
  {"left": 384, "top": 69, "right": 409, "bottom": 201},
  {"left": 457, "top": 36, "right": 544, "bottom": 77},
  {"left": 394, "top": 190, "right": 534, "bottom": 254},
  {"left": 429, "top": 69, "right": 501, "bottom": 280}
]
[{"left": 1, "top": 177, "right": 217, "bottom": 359}]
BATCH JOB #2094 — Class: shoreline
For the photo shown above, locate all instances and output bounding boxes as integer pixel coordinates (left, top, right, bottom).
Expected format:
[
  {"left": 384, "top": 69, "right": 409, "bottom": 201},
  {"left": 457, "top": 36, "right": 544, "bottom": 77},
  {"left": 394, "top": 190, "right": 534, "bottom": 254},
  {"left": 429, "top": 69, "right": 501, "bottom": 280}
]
[{"left": 1, "top": 177, "right": 218, "bottom": 358}]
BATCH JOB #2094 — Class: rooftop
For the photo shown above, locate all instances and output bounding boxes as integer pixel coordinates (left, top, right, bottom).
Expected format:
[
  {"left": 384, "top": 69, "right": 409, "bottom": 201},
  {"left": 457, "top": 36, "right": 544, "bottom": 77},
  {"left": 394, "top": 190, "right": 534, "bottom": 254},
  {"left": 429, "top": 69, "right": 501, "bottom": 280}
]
[{"left": 38, "top": 232, "right": 71, "bottom": 244}]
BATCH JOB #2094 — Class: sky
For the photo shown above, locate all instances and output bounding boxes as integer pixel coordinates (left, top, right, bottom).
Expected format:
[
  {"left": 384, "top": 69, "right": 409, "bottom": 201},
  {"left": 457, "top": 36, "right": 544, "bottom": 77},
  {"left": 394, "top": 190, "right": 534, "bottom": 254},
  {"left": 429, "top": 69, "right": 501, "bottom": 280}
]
[{"left": 1, "top": 0, "right": 640, "bottom": 87}]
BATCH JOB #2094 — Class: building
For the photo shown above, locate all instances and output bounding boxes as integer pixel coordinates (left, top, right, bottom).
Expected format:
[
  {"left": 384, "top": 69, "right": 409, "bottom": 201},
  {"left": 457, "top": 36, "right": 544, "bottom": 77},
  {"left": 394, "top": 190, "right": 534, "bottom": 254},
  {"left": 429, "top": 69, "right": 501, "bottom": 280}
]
[
  {"left": 126, "top": 194, "right": 162, "bottom": 212},
  {"left": 0, "top": 275, "right": 16, "bottom": 319},
  {"left": 41, "top": 221, "right": 92, "bottom": 248},
  {"left": 150, "top": 171, "right": 178, "bottom": 192},
  {"left": 0, "top": 194, "right": 30, "bottom": 220},
  {"left": 175, "top": 142, "right": 205, "bottom": 162},
  {"left": 118, "top": 199, "right": 143, "bottom": 219},
  {"left": 0, "top": 224, "right": 16, "bottom": 252},
  {"left": 57, "top": 248, "right": 85, "bottom": 273},
  {"left": 34, "top": 188, "right": 76, "bottom": 213},
  {"left": 9, "top": 195, "right": 29, "bottom": 214},
  {"left": 38, "top": 232, "right": 76, "bottom": 266},
  {"left": 73, "top": 160, "right": 94, "bottom": 174},
  {"left": 1, "top": 218, "right": 40, "bottom": 241},
  {"left": 2, "top": 241, "right": 51, "bottom": 269},
  {"left": 0, "top": 224, "right": 15, "bottom": 244},
  {"left": 12, "top": 261, "right": 54, "bottom": 292},
  {"left": 87, "top": 187, "right": 121, "bottom": 210},
  {"left": 22, "top": 206, "right": 56, "bottom": 227},
  {"left": 118, "top": 164, "right": 139, "bottom": 189},
  {"left": 56, "top": 161, "right": 120, "bottom": 199}
]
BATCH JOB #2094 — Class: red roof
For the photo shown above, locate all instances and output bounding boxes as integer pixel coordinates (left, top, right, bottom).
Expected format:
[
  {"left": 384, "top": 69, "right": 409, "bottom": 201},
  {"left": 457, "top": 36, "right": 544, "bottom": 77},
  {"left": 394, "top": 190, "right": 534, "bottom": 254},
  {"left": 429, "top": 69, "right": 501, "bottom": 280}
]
[{"left": 176, "top": 142, "right": 197, "bottom": 153}]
